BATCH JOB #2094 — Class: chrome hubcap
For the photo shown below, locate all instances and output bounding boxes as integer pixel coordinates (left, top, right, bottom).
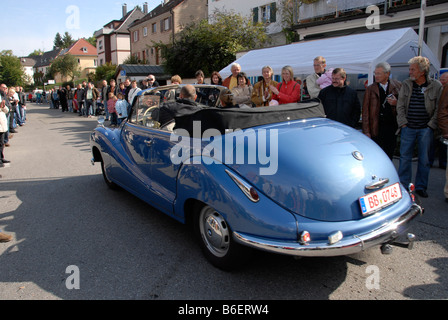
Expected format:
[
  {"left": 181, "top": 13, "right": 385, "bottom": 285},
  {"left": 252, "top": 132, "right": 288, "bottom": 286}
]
[{"left": 199, "top": 206, "right": 230, "bottom": 257}]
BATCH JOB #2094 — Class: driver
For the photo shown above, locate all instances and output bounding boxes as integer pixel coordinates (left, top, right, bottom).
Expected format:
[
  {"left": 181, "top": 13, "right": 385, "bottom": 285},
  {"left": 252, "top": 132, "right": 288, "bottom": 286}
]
[{"left": 155, "top": 85, "right": 202, "bottom": 127}]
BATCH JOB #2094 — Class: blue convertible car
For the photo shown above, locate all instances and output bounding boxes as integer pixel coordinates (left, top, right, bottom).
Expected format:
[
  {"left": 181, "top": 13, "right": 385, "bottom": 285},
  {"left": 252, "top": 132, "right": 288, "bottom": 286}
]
[{"left": 91, "top": 84, "right": 422, "bottom": 269}]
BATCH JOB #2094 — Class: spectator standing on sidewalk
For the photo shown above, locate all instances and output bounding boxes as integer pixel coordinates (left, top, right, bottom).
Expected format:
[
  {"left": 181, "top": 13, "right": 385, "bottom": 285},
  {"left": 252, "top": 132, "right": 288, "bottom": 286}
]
[
  {"left": 318, "top": 68, "right": 361, "bottom": 128},
  {"left": 85, "top": 82, "right": 99, "bottom": 117},
  {"left": 396, "top": 56, "right": 443, "bottom": 198},
  {"left": 362, "top": 62, "right": 402, "bottom": 160},
  {"left": 437, "top": 76, "right": 448, "bottom": 203},
  {"left": 76, "top": 84, "right": 85, "bottom": 116},
  {"left": 1, "top": 92, "right": 10, "bottom": 165},
  {"left": 101, "top": 80, "right": 109, "bottom": 121}
]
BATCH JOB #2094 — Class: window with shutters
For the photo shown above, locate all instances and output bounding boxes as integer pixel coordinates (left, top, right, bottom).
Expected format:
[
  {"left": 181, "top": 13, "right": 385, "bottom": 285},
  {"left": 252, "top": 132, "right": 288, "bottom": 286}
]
[
  {"left": 161, "top": 17, "right": 172, "bottom": 32},
  {"left": 253, "top": 2, "right": 277, "bottom": 24}
]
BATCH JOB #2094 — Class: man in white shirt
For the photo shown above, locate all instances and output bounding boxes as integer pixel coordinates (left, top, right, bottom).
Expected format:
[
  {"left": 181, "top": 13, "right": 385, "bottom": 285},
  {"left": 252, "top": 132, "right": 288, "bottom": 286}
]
[{"left": 306, "top": 56, "right": 327, "bottom": 99}]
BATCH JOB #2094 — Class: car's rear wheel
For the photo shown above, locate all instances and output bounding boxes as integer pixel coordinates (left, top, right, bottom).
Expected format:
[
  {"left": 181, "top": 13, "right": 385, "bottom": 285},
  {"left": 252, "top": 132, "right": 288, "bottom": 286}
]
[{"left": 194, "top": 204, "right": 251, "bottom": 270}]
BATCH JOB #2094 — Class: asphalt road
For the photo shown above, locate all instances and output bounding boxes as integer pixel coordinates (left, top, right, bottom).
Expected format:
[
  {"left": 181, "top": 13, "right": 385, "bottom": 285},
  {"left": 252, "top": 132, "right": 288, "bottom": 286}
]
[{"left": 0, "top": 102, "right": 447, "bottom": 302}]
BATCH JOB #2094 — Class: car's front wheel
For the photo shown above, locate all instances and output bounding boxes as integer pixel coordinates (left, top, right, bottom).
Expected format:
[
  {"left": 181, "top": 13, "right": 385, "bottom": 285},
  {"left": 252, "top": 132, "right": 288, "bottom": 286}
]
[
  {"left": 194, "top": 204, "right": 251, "bottom": 270},
  {"left": 101, "top": 158, "right": 119, "bottom": 190}
]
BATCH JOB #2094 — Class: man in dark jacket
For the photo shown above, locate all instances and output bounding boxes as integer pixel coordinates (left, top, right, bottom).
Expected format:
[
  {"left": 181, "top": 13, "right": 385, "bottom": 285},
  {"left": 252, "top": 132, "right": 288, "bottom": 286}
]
[
  {"left": 76, "top": 84, "right": 85, "bottom": 116},
  {"left": 156, "top": 85, "right": 201, "bottom": 127},
  {"left": 437, "top": 79, "right": 448, "bottom": 202},
  {"left": 318, "top": 68, "right": 361, "bottom": 128}
]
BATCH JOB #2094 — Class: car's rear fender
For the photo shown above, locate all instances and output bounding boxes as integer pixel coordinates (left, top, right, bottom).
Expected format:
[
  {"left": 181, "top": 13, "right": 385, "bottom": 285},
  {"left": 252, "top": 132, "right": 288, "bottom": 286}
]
[{"left": 174, "top": 157, "right": 299, "bottom": 241}]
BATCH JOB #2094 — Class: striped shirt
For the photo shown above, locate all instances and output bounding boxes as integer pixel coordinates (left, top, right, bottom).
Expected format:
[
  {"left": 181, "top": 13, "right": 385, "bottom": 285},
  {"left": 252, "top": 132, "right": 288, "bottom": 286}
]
[{"left": 407, "top": 82, "right": 429, "bottom": 129}]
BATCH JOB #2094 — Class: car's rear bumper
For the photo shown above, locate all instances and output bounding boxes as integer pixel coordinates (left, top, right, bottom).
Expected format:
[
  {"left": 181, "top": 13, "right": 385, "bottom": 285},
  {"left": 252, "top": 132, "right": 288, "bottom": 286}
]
[{"left": 233, "top": 204, "right": 423, "bottom": 257}]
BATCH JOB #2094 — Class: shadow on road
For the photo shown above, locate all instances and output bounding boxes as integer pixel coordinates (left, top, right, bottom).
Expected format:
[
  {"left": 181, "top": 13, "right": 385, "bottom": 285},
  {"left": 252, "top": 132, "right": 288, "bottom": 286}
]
[{"left": 0, "top": 173, "right": 350, "bottom": 300}]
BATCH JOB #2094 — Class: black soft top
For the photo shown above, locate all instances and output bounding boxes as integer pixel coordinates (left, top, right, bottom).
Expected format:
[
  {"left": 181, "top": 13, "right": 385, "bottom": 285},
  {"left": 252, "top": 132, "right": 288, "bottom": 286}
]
[{"left": 173, "top": 100, "right": 325, "bottom": 135}]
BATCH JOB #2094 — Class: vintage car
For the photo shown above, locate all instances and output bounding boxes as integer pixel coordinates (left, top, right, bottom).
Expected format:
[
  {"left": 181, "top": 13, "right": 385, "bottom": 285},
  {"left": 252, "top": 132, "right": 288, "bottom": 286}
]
[{"left": 90, "top": 84, "right": 423, "bottom": 269}]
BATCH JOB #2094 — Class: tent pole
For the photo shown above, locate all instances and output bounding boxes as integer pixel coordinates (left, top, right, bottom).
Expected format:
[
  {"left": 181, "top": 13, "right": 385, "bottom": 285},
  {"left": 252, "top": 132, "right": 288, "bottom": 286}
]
[{"left": 418, "top": 0, "right": 426, "bottom": 56}]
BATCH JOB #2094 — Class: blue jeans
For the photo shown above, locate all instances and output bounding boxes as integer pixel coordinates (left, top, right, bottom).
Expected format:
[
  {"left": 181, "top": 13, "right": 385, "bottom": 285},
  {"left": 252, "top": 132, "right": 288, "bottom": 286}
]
[
  {"left": 16, "top": 104, "right": 25, "bottom": 125},
  {"left": 86, "top": 99, "right": 95, "bottom": 116},
  {"left": 398, "top": 126, "right": 433, "bottom": 191}
]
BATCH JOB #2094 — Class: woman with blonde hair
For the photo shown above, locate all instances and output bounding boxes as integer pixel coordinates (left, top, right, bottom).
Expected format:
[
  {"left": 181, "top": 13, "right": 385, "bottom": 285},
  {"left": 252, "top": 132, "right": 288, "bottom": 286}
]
[
  {"left": 270, "top": 65, "right": 301, "bottom": 105},
  {"left": 251, "top": 66, "right": 278, "bottom": 107}
]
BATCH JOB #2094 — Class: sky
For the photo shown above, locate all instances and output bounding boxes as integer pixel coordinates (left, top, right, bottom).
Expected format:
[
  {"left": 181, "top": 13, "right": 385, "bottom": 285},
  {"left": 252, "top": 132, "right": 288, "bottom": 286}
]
[{"left": 0, "top": 0, "right": 160, "bottom": 57}]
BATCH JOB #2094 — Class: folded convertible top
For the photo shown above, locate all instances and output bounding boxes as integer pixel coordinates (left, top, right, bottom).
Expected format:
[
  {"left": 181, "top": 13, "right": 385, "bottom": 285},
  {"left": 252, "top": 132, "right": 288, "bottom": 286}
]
[{"left": 174, "top": 99, "right": 326, "bottom": 136}]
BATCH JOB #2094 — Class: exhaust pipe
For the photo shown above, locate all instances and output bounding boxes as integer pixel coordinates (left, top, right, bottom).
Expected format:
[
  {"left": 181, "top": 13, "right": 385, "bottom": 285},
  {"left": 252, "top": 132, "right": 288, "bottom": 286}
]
[{"left": 381, "top": 233, "right": 416, "bottom": 254}]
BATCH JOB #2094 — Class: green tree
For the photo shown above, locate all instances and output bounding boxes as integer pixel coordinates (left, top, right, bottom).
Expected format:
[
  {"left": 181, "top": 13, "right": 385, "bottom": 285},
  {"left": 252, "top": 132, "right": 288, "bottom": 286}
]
[
  {"left": 94, "top": 62, "right": 117, "bottom": 82},
  {"left": 156, "top": 11, "right": 269, "bottom": 78},
  {"left": 54, "top": 32, "right": 64, "bottom": 49},
  {"left": 49, "top": 54, "right": 81, "bottom": 82},
  {"left": 0, "top": 51, "right": 25, "bottom": 86},
  {"left": 279, "top": 0, "right": 301, "bottom": 43},
  {"left": 62, "top": 32, "right": 76, "bottom": 49},
  {"left": 86, "top": 34, "right": 97, "bottom": 48},
  {"left": 123, "top": 55, "right": 141, "bottom": 65},
  {"left": 29, "top": 49, "right": 44, "bottom": 57}
]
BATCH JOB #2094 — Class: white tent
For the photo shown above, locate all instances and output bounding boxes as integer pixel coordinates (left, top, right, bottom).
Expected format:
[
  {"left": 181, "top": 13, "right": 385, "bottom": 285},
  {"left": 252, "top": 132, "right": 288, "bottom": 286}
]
[{"left": 220, "top": 28, "right": 440, "bottom": 85}]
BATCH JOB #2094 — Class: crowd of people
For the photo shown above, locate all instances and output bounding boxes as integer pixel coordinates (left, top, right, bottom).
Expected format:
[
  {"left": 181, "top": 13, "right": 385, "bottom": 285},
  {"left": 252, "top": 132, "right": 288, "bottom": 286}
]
[
  {"left": 1, "top": 84, "right": 27, "bottom": 242},
  {"left": 1, "top": 55, "right": 448, "bottom": 243},
  {"left": 218, "top": 58, "right": 448, "bottom": 203},
  {"left": 160, "top": 57, "right": 448, "bottom": 203}
]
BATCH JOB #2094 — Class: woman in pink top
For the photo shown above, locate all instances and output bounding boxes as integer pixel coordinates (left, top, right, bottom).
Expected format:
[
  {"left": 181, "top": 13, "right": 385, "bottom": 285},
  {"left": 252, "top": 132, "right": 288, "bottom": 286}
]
[{"left": 270, "top": 66, "right": 301, "bottom": 105}]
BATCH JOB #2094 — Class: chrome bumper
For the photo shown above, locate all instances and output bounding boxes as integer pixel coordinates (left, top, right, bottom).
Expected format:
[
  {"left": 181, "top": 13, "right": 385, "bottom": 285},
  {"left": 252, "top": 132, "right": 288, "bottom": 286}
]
[{"left": 233, "top": 204, "right": 422, "bottom": 257}]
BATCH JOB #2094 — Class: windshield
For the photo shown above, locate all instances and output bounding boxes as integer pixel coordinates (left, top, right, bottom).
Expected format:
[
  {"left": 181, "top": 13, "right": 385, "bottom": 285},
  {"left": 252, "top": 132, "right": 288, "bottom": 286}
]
[{"left": 128, "top": 85, "right": 225, "bottom": 131}]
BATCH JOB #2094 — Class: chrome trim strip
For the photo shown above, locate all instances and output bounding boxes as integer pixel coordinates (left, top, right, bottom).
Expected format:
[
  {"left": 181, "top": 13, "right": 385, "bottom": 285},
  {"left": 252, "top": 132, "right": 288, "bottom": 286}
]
[
  {"left": 233, "top": 204, "right": 422, "bottom": 257},
  {"left": 225, "top": 169, "right": 260, "bottom": 203},
  {"left": 365, "top": 178, "right": 390, "bottom": 190}
]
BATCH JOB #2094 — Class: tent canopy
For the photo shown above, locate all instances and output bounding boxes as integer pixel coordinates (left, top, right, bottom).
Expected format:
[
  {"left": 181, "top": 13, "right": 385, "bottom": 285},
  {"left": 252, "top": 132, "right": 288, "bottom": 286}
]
[{"left": 220, "top": 28, "right": 440, "bottom": 85}]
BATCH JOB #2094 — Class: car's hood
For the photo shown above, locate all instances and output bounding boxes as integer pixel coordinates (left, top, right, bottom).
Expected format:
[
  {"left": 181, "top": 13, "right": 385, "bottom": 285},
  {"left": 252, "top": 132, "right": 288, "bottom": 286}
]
[{"left": 225, "top": 118, "right": 403, "bottom": 222}]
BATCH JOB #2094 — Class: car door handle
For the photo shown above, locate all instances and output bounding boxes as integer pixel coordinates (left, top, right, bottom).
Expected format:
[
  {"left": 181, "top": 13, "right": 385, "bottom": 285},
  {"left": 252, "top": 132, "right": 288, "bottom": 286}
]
[
  {"left": 365, "top": 178, "right": 389, "bottom": 190},
  {"left": 144, "top": 139, "right": 153, "bottom": 146}
]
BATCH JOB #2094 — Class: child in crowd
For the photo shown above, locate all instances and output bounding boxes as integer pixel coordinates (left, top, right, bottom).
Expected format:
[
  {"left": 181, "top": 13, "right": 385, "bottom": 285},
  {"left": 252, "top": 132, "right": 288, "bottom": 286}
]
[
  {"left": 115, "top": 92, "right": 129, "bottom": 125},
  {"left": 316, "top": 68, "right": 334, "bottom": 89},
  {"left": 107, "top": 92, "right": 118, "bottom": 127}
]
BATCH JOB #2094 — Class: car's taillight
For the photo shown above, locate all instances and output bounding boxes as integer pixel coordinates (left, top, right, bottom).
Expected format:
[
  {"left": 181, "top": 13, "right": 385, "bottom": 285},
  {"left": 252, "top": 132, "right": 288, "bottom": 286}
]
[
  {"left": 408, "top": 183, "right": 416, "bottom": 202},
  {"left": 300, "top": 231, "right": 311, "bottom": 244},
  {"left": 225, "top": 169, "right": 260, "bottom": 203}
]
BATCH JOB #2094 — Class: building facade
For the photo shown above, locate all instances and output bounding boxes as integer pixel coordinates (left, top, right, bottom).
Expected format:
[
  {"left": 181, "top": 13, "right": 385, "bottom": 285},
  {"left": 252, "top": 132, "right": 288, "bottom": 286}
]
[
  {"left": 208, "top": 0, "right": 287, "bottom": 46},
  {"left": 54, "top": 38, "right": 98, "bottom": 83},
  {"left": 292, "top": 0, "right": 448, "bottom": 68},
  {"left": 94, "top": 4, "right": 146, "bottom": 66},
  {"left": 128, "top": 0, "right": 208, "bottom": 66},
  {"left": 20, "top": 57, "right": 37, "bottom": 85}
]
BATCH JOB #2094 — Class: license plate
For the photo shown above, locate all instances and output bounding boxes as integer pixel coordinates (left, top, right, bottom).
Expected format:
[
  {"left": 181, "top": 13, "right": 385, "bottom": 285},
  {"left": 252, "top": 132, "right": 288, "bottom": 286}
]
[{"left": 359, "top": 183, "right": 402, "bottom": 216}]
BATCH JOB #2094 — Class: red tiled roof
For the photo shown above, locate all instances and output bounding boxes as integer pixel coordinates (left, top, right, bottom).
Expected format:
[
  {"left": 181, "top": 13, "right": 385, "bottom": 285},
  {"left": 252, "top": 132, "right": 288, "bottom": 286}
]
[{"left": 66, "top": 38, "right": 97, "bottom": 56}]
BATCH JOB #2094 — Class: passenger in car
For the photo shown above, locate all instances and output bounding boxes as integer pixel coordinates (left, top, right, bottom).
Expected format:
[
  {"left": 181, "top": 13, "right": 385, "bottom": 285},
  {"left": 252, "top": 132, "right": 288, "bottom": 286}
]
[
  {"left": 219, "top": 89, "right": 250, "bottom": 109},
  {"left": 231, "top": 72, "right": 253, "bottom": 108},
  {"left": 157, "top": 85, "right": 202, "bottom": 127}
]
